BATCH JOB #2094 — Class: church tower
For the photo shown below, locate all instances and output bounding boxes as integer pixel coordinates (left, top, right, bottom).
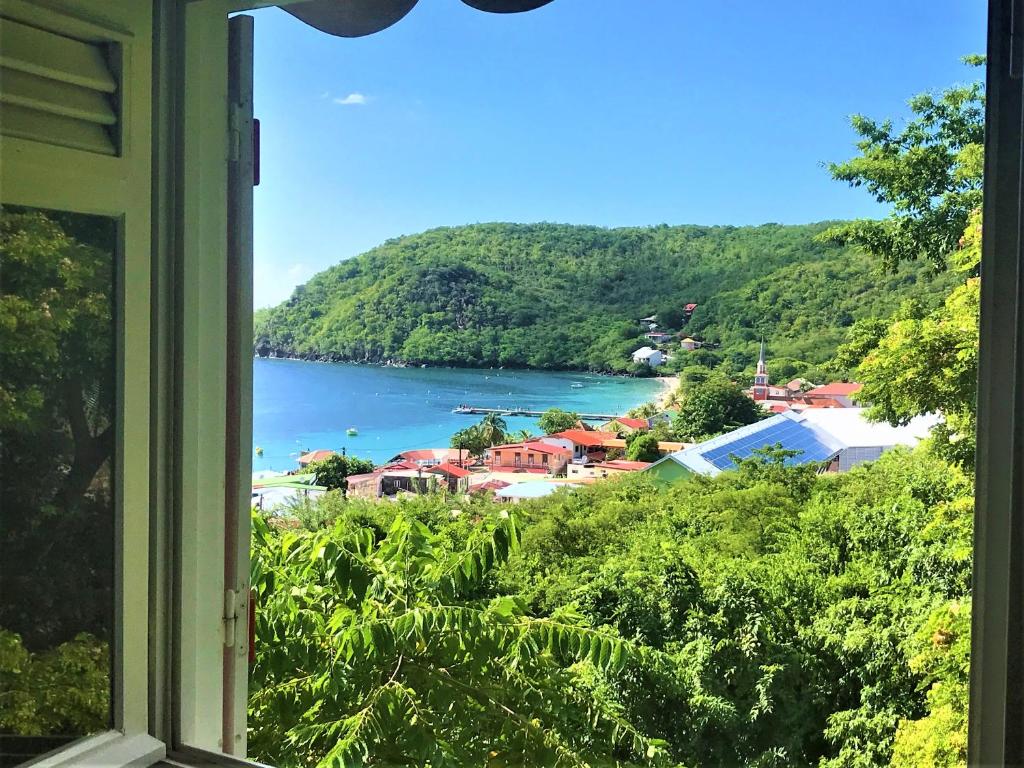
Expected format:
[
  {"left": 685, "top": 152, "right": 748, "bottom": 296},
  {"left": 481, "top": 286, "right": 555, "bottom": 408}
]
[{"left": 752, "top": 338, "right": 769, "bottom": 400}]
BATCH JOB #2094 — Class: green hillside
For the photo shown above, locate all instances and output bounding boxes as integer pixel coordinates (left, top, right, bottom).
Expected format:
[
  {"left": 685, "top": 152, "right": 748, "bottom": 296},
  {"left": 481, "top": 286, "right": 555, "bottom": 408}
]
[{"left": 254, "top": 221, "right": 954, "bottom": 375}]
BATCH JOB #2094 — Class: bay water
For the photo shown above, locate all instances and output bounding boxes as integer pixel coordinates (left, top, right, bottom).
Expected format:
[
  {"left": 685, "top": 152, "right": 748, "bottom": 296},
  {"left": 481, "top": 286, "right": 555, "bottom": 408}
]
[{"left": 252, "top": 358, "right": 661, "bottom": 470}]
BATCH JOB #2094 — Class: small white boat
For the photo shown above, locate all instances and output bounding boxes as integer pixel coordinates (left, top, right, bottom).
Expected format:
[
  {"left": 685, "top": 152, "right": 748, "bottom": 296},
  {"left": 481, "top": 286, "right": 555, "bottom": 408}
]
[
  {"left": 346, "top": 427, "right": 358, "bottom": 436},
  {"left": 570, "top": 382, "right": 584, "bottom": 389}
]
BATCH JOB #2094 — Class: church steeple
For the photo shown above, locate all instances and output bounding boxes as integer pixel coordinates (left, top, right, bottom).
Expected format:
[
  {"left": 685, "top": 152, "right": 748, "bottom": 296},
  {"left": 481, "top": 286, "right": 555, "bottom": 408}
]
[{"left": 752, "top": 337, "right": 769, "bottom": 398}]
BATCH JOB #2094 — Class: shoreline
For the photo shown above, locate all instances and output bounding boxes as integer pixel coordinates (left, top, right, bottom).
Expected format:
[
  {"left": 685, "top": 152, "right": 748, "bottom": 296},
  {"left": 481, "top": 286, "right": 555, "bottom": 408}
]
[
  {"left": 254, "top": 352, "right": 653, "bottom": 380},
  {"left": 655, "top": 375, "right": 680, "bottom": 410}
]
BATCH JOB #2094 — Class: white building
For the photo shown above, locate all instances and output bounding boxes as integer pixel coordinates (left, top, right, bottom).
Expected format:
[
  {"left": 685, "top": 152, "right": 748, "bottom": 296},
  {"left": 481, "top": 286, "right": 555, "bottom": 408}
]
[{"left": 632, "top": 346, "right": 665, "bottom": 367}]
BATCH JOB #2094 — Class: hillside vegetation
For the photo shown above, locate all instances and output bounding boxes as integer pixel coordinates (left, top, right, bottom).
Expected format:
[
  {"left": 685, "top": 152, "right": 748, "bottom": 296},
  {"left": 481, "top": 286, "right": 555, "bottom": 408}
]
[{"left": 254, "top": 222, "right": 954, "bottom": 375}]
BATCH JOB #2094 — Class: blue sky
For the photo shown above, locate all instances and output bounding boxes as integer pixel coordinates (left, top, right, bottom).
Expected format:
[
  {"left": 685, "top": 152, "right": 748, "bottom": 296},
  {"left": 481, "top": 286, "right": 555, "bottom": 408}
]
[{"left": 251, "top": 1, "right": 987, "bottom": 308}]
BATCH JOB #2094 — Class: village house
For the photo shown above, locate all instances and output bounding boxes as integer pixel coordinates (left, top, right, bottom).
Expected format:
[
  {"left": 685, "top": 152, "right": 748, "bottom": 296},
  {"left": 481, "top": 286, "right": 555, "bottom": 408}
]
[
  {"left": 427, "top": 462, "right": 473, "bottom": 494},
  {"left": 680, "top": 337, "right": 702, "bottom": 351},
  {"left": 632, "top": 346, "right": 665, "bottom": 367},
  {"left": 388, "top": 448, "right": 467, "bottom": 467},
  {"left": 746, "top": 340, "right": 861, "bottom": 412},
  {"left": 683, "top": 303, "right": 699, "bottom": 319},
  {"left": 297, "top": 449, "right": 336, "bottom": 468},
  {"left": 537, "top": 429, "right": 620, "bottom": 463},
  {"left": 601, "top": 438, "right": 688, "bottom": 457},
  {"left": 644, "top": 408, "right": 937, "bottom": 483},
  {"left": 802, "top": 382, "right": 862, "bottom": 407},
  {"left": 484, "top": 441, "right": 571, "bottom": 474},
  {"left": 567, "top": 459, "right": 653, "bottom": 479},
  {"left": 599, "top": 417, "right": 650, "bottom": 434},
  {"left": 644, "top": 331, "right": 674, "bottom": 343}
]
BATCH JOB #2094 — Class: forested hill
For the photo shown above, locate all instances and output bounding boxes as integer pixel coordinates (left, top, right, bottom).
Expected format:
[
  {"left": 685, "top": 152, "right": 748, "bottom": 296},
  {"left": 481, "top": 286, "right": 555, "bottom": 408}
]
[{"left": 254, "top": 222, "right": 954, "bottom": 375}]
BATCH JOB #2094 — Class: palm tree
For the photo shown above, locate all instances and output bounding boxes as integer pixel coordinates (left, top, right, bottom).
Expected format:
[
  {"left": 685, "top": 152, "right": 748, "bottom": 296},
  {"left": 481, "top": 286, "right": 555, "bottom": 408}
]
[{"left": 477, "top": 413, "right": 507, "bottom": 447}]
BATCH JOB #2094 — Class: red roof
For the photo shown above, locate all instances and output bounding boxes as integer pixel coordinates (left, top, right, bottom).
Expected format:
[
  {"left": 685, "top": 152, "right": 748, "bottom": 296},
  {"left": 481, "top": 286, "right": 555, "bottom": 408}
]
[
  {"left": 805, "top": 382, "right": 862, "bottom": 398},
  {"left": 548, "top": 430, "right": 619, "bottom": 447},
  {"left": 298, "top": 449, "right": 336, "bottom": 465},
  {"left": 806, "top": 397, "right": 846, "bottom": 409},
  {"left": 394, "top": 448, "right": 458, "bottom": 462},
  {"left": 379, "top": 460, "right": 419, "bottom": 471},
  {"left": 767, "top": 403, "right": 790, "bottom": 413},
  {"left": 427, "top": 462, "right": 472, "bottom": 478},
  {"left": 600, "top": 460, "right": 652, "bottom": 471},
  {"left": 684, "top": 303, "right": 698, "bottom": 311},
  {"left": 610, "top": 417, "right": 648, "bottom": 430},
  {"left": 471, "top": 480, "right": 511, "bottom": 493}
]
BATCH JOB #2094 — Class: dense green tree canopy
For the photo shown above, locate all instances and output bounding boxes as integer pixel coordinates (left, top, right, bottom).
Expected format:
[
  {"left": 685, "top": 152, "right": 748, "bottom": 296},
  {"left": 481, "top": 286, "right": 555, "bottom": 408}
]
[
  {"left": 304, "top": 453, "right": 375, "bottom": 491},
  {"left": 820, "top": 59, "right": 984, "bottom": 271},
  {"left": 625, "top": 433, "right": 661, "bottom": 462},
  {"left": 672, "top": 374, "right": 766, "bottom": 441},
  {"left": 537, "top": 408, "right": 580, "bottom": 434},
  {"left": 255, "top": 221, "right": 951, "bottom": 376}
]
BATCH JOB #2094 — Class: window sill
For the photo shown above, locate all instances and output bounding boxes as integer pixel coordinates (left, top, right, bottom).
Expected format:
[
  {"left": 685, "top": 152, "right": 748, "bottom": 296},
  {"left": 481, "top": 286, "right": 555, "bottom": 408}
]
[
  {"left": 28, "top": 732, "right": 165, "bottom": 768},
  {"left": 165, "top": 746, "right": 272, "bottom": 768}
]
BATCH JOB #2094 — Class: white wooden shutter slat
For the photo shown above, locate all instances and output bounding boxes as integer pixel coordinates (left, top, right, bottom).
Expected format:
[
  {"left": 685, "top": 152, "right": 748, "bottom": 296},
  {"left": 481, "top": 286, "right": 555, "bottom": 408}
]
[
  {"left": 0, "top": 18, "right": 115, "bottom": 91},
  {"left": 0, "top": 15, "right": 118, "bottom": 155},
  {"left": 0, "top": 103, "right": 115, "bottom": 154},
  {"left": 0, "top": 67, "right": 116, "bottom": 124}
]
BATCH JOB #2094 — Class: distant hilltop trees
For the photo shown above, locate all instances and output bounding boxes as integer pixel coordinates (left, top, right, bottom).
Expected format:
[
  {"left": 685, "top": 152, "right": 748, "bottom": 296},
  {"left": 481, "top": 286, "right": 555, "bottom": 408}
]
[{"left": 254, "top": 221, "right": 954, "bottom": 378}]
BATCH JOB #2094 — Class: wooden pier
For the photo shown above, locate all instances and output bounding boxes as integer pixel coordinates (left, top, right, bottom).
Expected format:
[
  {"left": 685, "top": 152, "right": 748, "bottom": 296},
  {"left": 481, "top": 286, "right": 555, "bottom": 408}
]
[{"left": 453, "top": 406, "right": 620, "bottom": 421}]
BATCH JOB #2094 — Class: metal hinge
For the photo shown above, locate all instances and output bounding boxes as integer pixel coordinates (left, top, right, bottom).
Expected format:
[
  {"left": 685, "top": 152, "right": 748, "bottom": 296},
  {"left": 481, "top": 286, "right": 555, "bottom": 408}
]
[
  {"left": 223, "top": 588, "right": 238, "bottom": 648},
  {"left": 228, "top": 104, "right": 243, "bottom": 161}
]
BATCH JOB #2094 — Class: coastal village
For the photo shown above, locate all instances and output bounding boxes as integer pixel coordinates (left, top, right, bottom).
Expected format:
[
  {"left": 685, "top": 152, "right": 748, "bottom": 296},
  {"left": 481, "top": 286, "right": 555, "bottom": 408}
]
[{"left": 252, "top": 310, "right": 934, "bottom": 510}]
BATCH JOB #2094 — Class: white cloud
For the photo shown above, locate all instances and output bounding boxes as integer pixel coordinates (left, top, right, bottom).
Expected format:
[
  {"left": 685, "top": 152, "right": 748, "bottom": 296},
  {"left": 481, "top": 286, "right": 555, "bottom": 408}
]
[{"left": 333, "top": 92, "right": 367, "bottom": 106}]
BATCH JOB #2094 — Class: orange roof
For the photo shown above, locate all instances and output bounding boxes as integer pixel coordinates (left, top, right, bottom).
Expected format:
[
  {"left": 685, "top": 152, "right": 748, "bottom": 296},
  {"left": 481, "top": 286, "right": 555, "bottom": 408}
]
[
  {"left": 806, "top": 382, "right": 862, "bottom": 398},
  {"left": 611, "top": 417, "right": 648, "bottom": 430},
  {"left": 549, "top": 430, "right": 619, "bottom": 447},
  {"left": 489, "top": 442, "right": 571, "bottom": 456},
  {"left": 806, "top": 397, "right": 846, "bottom": 409},
  {"left": 298, "top": 449, "right": 336, "bottom": 465},
  {"left": 428, "top": 462, "right": 472, "bottom": 478},
  {"left": 599, "top": 460, "right": 652, "bottom": 471}
]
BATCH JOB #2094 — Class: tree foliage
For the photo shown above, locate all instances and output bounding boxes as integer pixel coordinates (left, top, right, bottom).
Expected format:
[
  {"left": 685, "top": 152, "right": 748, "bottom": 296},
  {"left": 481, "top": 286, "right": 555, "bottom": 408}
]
[
  {"left": 538, "top": 408, "right": 580, "bottom": 435},
  {"left": 305, "top": 454, "right": 376, "bottom": 491},
  {"left": 0, "top": 630, "right": 109, "bottom": 736},
  {"left": 451, "top": 413, "right": 510, "bottom": 457},
  {"left": 820, "top": 59, "right": 984, "bottom": 271},
  {"left": 249, "top": 512, "right": 667, "bottom": 767},
  {"left": 255, "top": 222, "right": 950, "bottom": 377},
  {"left": 672, "top": 374, "right": 766, "bottom": 441},
  {"left": 625, "top": 433, "right": 661, "bottom": 463}
]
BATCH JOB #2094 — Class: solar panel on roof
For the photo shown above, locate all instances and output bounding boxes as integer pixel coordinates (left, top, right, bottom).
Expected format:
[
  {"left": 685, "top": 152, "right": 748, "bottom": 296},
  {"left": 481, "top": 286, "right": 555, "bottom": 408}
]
[{"left": 699, "top": 419, "right": 836, "bottom": 471}]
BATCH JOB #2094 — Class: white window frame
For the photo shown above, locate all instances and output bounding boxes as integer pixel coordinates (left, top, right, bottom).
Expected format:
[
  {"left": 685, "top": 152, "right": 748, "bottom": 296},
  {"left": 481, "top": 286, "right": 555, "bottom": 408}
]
[
  {"left": 6, "top": 0, "right": 1018, "bottom": 766},
  {"left": 0, "top": 1, "right": 163, "bottom": 765}
]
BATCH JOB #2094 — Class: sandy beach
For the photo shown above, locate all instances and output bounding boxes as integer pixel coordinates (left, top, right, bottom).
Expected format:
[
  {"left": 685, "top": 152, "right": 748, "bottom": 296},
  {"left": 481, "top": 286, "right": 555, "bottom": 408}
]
[{"left": 656, "top": 375, "right": 680, "bottom": 409}]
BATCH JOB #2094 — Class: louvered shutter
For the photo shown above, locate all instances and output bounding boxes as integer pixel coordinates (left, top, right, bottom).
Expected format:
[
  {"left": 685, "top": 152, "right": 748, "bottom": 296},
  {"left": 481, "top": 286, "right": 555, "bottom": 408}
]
[{"left": 0, "top": 16, "right": 118, "bottom": 155}]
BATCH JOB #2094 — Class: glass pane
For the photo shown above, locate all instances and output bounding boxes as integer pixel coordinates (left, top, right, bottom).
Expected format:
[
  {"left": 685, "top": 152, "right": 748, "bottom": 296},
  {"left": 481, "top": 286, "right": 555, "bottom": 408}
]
[{"left": 0, "top": 206, "right": 116, "bottom": 766}]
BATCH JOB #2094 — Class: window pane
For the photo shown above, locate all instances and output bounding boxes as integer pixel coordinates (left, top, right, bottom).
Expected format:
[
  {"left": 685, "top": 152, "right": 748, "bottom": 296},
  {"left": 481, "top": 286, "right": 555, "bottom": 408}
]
[{"left": 0, "top": 207, "right": 116, "bottom": 765}]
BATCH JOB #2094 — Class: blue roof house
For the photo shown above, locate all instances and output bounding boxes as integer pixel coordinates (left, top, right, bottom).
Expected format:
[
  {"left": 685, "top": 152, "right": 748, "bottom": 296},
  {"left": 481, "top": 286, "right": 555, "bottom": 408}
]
[{"left": 644, "top": 409, "right": 934, "bottom": 483}]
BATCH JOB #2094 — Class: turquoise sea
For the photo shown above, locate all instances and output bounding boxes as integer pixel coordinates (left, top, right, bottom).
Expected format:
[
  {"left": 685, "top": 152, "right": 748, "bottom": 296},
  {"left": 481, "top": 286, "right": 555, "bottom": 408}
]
[{"left": 252, "top": 358, "right": 662, "bottom": 470}]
